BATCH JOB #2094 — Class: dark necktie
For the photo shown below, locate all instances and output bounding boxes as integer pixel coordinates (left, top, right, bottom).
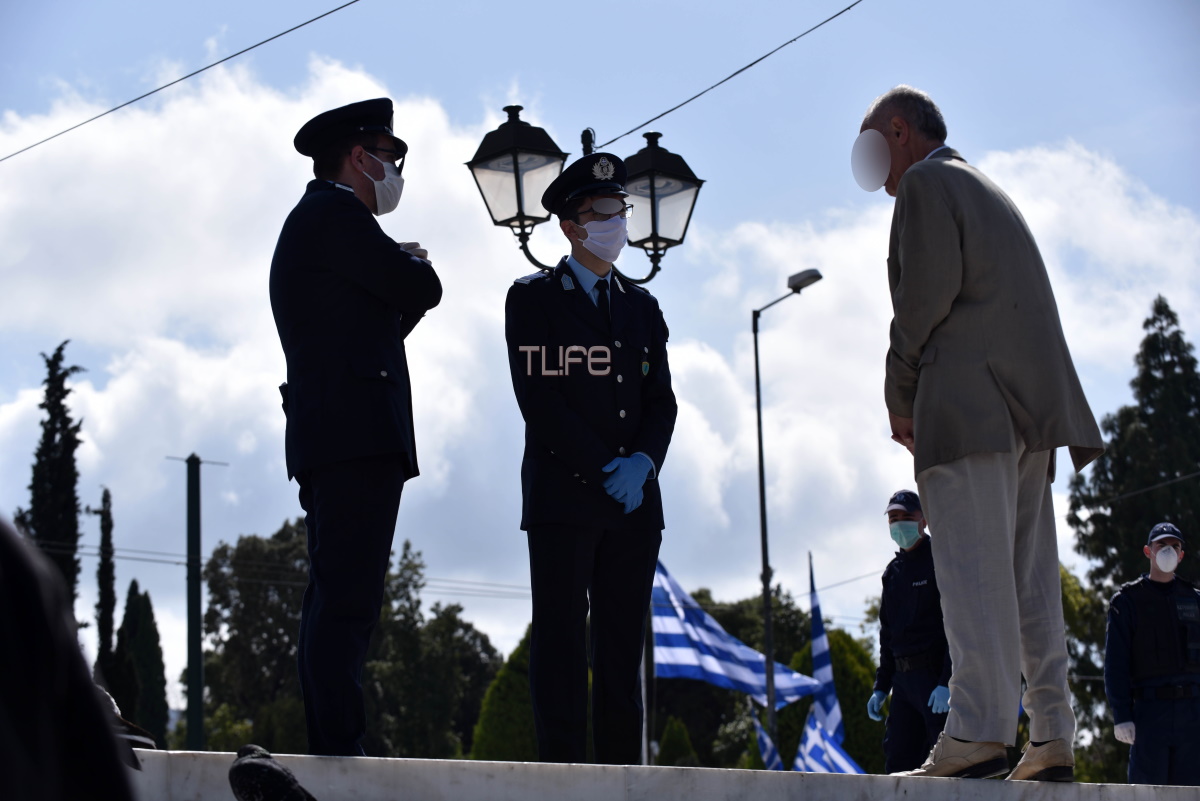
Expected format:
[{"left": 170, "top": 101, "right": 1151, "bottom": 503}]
[{"left": 595, "top": 278, "right": 611, "bottom": 326}]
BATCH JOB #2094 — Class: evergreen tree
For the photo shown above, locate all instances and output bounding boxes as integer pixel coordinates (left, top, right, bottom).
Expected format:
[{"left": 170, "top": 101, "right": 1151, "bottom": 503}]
[
  {"left": 14, "top": 341, "right": 85, "bottom": 604},
  {"left": 88, "top": 487, "right": 117, "bottom": 687},
  {"left": 110, "top": 579, "right": 169, "bottom": 747},
  {"left": 657, "top": 716, "right": 699, "bottom": 766},
  {"left": 1069, "top": 295, "right": 1200, "bottom": 587},
  {"left": 470, "top": 626, "right": 536, "bottom": 761}
]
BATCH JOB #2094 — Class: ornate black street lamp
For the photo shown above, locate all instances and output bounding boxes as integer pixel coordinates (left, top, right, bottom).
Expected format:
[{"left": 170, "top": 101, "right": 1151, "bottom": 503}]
[
  {"left": 622, "top": 132, "right": 704, "bottom": 284},
  {"left": 466, "top": 105, "right": 568, "bottom": 269},
  {"left": 468, "top": 108, "right": 703, "bottom": 284}
]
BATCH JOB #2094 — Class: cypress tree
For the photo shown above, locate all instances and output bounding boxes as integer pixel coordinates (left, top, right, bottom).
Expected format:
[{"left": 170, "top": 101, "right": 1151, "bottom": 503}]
[
  {"left": 1069, "top": 295, "right": 1200, "bottom": 586},
  {"left": 657, "top": 716, "right": 699, "bottom": 766},
  {"left": 111, "top": 579, "right": 170, "bottom": 747},
  {"left": 88, "top": 487, "right": 117, "bottom": 687},
  {"left": 14, "top": 340, "right": 86, "bottom": 603}
]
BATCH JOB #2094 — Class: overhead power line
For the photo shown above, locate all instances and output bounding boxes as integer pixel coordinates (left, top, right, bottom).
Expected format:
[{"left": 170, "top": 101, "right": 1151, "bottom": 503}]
[
  {"left": 598, "top": 0, "right": 866, "bottom": 149},
  {"left": 0, "top": 0, "right": 365, "bottom": 165}
]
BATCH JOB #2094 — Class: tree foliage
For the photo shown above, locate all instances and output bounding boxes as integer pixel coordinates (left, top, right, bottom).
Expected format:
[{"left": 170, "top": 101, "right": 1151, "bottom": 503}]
[
  {"left": 88, "top": 487, "right": 117, "bottom": 688},
  {"left": 470, "top": 625, "right": 537, "bottom": 761},
  {"left": 14, "top": 341, "right": 85, "bottom": 605},
  {"left": 1069, "top": 295, "right": 1200, "bottom": 587},
  {"left": 198, "top": 522, "right": 501, "bottom": 757},
  {"left": 108, "top": 579, "right": 169, "bottom": 747}
]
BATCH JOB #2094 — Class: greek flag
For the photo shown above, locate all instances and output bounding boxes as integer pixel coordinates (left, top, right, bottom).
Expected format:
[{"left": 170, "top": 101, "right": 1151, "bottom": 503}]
[
  {"left": 808, "top": 555, "right": 844, "bottom": 742},
  {"left": 751, "top": 715, "right": 783, "bottom": 771},
  {"left": 651, "top": 561, "right": 820, "bottom": 707},
  {"left": 793, "top": 708, "right": 864, "bottom": 773}
]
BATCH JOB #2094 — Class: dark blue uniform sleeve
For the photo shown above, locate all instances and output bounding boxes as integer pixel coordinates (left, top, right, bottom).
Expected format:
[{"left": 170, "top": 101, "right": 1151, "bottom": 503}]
[
  {"left": 1104, "top": 591, "right": 1135, "bottom": 725},
  {"left": 631, "top": 301, "right": 676, "bottom": 473},
  {"left": 321, "top": 193, "right": 443, "bottom": 331},
  {"left": 875, "top": 578, "right": 895, "bottom": 694},
  {"left": 505, "top": 284, "right": 614, "bottom": 483},
  {"left": 938, "top": 650, "right": 952, "bottom": 688}
]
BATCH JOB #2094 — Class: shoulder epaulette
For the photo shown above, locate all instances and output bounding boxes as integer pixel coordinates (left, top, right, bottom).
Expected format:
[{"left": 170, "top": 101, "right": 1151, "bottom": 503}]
[{"left": 514, "top": 271, "right": 551, "bottom": 285}]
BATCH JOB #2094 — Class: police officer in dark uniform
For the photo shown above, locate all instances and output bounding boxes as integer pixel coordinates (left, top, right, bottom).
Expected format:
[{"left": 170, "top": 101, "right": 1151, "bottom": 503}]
[
  {"left": 867, "top": 489, "right": 952, "bottom": 773},
  {"left": 269, "top": 98, "right": 442, "bottom": 756},
  {"left": 1104, "top": 522, "right": 1200, "bottom": 786},
  {"left": 504, "top": 152, "right": 677, "bottom": 764}
]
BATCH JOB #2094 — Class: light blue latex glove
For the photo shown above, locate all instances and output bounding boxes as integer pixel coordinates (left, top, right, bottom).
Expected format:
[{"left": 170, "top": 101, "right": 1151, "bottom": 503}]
[
  {"left": 867, "top": 690, "right": 887, "bottom": 721},
  {"left": 928, "top": 685, "right": 950, "bottom": 714},
  {"left": 602, "top": 455, "right": 651, "bottom": 514}
]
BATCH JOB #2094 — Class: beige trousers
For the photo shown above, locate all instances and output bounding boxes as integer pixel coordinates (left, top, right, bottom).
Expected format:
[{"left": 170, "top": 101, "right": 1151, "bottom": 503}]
[{"left": 916, "top": 428, "right": 1075, "bottom": 746}]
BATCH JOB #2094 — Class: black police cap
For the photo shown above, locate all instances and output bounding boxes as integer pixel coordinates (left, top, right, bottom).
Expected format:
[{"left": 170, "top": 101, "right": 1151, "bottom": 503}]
[
  {"left": 1147, "top": 522, "right": 1185, "bottom": 547},
  {"left": 884, "top": 489, "right": 921, "bottom": 514},
  {"left": 541, "top": 152, "right": 628, "bottom": 217},
  {"left": 293, "top": 97, "right": 408, "bottom": 159}
]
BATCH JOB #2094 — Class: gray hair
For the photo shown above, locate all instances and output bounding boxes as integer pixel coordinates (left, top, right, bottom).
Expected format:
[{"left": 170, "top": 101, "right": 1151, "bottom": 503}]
[{"left": 862, "top": 85, "right": 947, "bottom": 143}]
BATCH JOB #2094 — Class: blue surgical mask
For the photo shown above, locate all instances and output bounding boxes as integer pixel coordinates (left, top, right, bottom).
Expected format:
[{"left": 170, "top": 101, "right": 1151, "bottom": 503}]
[{"left": 889, "top": 520, "right": 921, "bottom": 549}]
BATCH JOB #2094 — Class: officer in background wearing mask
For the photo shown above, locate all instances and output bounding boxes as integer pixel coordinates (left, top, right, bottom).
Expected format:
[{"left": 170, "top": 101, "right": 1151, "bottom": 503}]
[
  {"left": 270, "top": 98, "right": 442, "bottom": 756},
  {"left": 504, "top": 153, "right": 677, "bottom": 764},
  {"left": 867, "top": 489, "right": 952, "bottom": 772},
  {"left": 1104, "top": 522, "right": 1200, "bottom": 786}
]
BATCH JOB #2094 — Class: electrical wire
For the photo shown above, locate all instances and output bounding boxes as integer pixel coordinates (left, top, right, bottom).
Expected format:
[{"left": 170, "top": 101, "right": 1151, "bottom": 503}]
[
  {"left": 597, "top": 0, "right": 866, "bottom": 149},
  {"left": 0, "top": 0, "right": 365, "bottom": 165}
]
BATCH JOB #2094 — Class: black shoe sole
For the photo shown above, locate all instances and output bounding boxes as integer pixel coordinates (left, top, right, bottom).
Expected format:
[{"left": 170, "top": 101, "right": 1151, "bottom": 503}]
[{"left": 951, "top": 757, "right": 1010, "bottom": 779}]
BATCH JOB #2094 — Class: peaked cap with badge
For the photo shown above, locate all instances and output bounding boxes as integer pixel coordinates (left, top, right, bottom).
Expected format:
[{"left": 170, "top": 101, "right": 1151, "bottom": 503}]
[
  {"left": 541, "top": 152, "right": 627, "bottom": 217},
  {"left": 293, "top": 97, "right": 408, "bottom": 160}
]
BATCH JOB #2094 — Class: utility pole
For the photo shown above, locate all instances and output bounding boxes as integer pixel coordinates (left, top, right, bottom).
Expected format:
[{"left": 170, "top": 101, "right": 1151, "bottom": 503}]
[{"left": 168, "top": 453, "right": 227, "bottom": 750}]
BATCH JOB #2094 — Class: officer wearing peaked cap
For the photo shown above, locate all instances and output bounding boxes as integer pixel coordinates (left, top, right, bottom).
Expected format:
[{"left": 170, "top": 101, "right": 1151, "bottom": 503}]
[
  {"left": 505, "top": 152, "right": 678, "bottom": 764},
  {"left": 1104, "top": 522, "right": 1200, "bottom": 785},
  {"left": 270, "top": 98, "right": 442, "bottom": 756}
]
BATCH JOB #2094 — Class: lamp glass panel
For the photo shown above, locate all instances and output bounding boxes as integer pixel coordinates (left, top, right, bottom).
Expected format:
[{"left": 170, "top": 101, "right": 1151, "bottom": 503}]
[
  {"left": 471, "top": 156, "right": 519, "bottom": 225},
  {"left": 518, "top": 157, "right": 564, "bottom": 224},
  {"left": 625, "top": 174, "right": 699, "bottom": 246}
]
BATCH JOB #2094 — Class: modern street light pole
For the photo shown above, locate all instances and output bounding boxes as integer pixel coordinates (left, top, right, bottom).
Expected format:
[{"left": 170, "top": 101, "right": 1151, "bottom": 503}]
[{"left": 752, "top": 268, "right": 822, "bottom": 743}]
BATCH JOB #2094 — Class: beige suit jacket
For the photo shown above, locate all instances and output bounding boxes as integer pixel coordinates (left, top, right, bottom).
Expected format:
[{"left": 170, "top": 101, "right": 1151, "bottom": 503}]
[{"left": 884, "top": 149, "right": 1103, "bottom": 477}]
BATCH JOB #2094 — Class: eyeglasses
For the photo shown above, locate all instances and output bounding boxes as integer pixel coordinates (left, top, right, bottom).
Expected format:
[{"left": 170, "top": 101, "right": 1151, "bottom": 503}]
[
  {"left": 578, "top": 197, "right": 633, "bottom": 219},
  {"left": 366, "top": 147, "right": 405, "bottom": 168}
]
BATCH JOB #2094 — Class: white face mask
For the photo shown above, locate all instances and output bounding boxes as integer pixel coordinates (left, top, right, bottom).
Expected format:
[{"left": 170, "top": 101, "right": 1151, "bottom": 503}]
[
  {"left": 578, "top": 215, "right": 628, "bottom": 263},
  {"left": 1155, "top": 544, "right": 1180, "bottom": 574},
  {"left": 363, "top": 152, "right": 405, "bottom": 216},
  {"left": 851, "top": 128, "right": 891, "bottom": 192}
]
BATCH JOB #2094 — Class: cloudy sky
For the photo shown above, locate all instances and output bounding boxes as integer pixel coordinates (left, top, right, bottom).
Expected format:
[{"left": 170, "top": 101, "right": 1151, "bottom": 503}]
[{"left": 2, "top": 0, "right": 1197, "bottom": 707}]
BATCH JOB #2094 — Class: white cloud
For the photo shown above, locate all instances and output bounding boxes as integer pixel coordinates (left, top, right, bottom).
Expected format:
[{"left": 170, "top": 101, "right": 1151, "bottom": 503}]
[{"left": 2, "top": 58, "right": 1198, "bottom": 713}]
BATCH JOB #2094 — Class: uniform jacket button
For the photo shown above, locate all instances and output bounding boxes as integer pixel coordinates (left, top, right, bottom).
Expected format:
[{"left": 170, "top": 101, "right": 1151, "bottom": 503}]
[
  {"left": 615, "top": 340, "right": 622, "bottom": 348},
  {"left": 643, "top": 346, "right": 649, "bottom": 353},
  {"left": 617, "top": 374, "right": 623, "bottom": 383},
  {"left": 380, "top": 370, "right": 388, "bottom": 377},
  {"left": 619, "top": 447, "right": 626, "bottom": 455},
  {"left": 619, "top": 410, "right": 626, "bottom": 418}
]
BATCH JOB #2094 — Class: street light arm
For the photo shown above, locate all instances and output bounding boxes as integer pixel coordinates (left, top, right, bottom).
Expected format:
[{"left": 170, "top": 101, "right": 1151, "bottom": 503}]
[
  {"left": 754, "top": 291, "right": 798, "bottom": 318},
  {"left": 516, "top": 227, "right": 556, "bottom": 272}
]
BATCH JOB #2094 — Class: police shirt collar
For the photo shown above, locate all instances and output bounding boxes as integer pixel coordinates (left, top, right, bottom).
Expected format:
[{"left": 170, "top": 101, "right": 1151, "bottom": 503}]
[
  {"left": 327, "top": 180, "right": 355, "bottom": 193},
  {"left": 565, "top": 254, "right": 611, "bottom": 295}
]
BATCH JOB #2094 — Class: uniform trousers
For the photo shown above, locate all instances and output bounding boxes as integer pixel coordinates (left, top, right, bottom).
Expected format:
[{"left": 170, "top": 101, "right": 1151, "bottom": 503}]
[
  {"left": 916, "top": 425, "right": 1074, "bottom": 746},
  {"left": 296, "top": 454, "right": 405, "bottom": 756},
  {"left": 1128, "top": 696, "right": 1200, "bottom": 786},
  {"left": 526, "top": 522, "right": 661, "bottom": 764},
  {"left": 883, "top": 665, "right": 949, "bottom": 773}
]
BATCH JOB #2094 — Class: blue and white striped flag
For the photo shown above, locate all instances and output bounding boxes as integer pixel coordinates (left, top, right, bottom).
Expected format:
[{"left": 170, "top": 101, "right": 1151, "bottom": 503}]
[
  {"left": 793, "top": 708, "right": 864, "bottom": 773},
  {"left": 808, "top": 555, "right": 844, "bottom": 742},
  {"left": 652, "top": 561, "right": 820, "bottom": 708},
  {"left": 751, "top": 715, "right": 784, "bottom": 771}
]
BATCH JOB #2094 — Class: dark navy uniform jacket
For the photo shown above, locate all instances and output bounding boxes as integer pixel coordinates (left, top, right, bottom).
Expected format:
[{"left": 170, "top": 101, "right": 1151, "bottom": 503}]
[
  {"left": 874, "top": 536, "right": 952, "bottom": 694},
  {"left": 505, "top": 258, "right": 677, "bottom": 530},
  {"left": 1104, "top": 574, "right": 1200, "bottom": 724},
  {"left": 270, "top": 180, "right": 442, "bottom": 479}
]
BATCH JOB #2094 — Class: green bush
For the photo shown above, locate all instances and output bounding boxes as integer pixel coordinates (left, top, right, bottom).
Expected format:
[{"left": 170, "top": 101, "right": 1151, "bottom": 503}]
[
  {"left": 657, "top": 716, "right": 699, "bottom": 766},
  {"left": 470, "top": 625, "right": 537, "bottom": 761}
]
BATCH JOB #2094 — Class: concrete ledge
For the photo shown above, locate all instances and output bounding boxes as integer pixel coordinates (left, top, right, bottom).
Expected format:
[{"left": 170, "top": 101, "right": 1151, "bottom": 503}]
[{"left": 129, "top": 750, "right": 1190, "bottom": 801}]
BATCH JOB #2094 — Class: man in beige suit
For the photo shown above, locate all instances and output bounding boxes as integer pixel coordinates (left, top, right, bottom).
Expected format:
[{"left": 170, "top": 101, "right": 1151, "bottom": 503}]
[{"left": 854, "top": 86, "right": 1104, "bottom": 781}]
